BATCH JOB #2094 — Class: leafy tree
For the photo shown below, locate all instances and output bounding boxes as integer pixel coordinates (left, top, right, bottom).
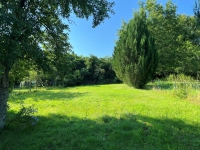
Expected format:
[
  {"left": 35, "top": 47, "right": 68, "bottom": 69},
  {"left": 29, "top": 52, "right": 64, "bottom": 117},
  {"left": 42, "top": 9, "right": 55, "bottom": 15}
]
[
  {"left": 112, "top": 9, "right": 158, "bottom": 88},
  {"left": 98, "top": 57, "right": 118, "bottom": 84},
  {"left": 9, "top": 60, "right": 30, "bottom": 89},
  {"left": 140, "top": 0, "right": 180, "bottom": 76},
  {"left": 175, "top": 15, "right": 200, "bottom": 75},
  {"left": 84, "top": 55, "right": 100, "bottom": 83},
  {"left": 53, "top": 52, "right": 74, "bottom": 87},
  {"left": 83, "top": 55, "right": 116, "bottom": 84},
  {"left": 0, "top": 0, "right": 114, "bottom": 129},
  {"left": 60, "top": 55, "right": 119, "bottom": 86},
  {"left": 141, "top": 0, "right": 200, "bottom": 76},
  {"left": 68, "top": 55, "right": 87, "bottom": 86}
]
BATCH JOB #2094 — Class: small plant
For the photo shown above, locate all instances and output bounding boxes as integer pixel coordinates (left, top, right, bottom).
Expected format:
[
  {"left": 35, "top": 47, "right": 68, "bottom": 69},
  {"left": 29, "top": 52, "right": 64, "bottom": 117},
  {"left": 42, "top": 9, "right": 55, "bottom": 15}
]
[
  {"left": 168, "top": 74, "right": 194, "bottom": 99},
  {"left": 175, "top": 82, "right": 192, "bottom": 99},
  {"left": 6, "top": 102, "right": 39, "bottom": 127},
  {"left": 18, "top": 102, "right": 39, "bottom": 124}
]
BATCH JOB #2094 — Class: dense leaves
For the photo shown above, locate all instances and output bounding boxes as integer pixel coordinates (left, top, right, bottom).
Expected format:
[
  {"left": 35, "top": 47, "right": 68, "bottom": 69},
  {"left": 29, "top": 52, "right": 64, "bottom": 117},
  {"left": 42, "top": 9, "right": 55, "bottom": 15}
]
[
  {"left": 141, "top": 0, "right": 200, "bottom": 77},
  {"left": 112, "top": 10, "right": 158, "bottom": 88},
  {"left": 34, "top": 55, "right": 119, "bottom": 87}
]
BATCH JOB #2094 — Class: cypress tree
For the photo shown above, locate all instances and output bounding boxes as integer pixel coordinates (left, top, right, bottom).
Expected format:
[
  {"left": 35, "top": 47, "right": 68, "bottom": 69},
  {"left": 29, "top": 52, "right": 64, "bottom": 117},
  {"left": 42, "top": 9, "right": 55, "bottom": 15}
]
[{"left": 112, "top": 10, "right": 158, "bottom": 88}]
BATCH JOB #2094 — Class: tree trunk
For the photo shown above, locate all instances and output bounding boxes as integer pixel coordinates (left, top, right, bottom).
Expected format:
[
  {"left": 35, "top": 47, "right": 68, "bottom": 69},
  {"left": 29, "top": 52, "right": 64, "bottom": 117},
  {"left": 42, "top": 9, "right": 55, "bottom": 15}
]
[{"left": 0, "top": 72, "right": 9, "bottom": 129}]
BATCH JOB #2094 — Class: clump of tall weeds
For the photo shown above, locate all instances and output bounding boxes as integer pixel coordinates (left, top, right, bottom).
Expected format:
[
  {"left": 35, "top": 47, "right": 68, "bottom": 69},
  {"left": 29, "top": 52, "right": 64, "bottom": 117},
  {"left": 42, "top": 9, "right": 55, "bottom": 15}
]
[{"left": 167, "top": 74, "right": 194, "bottom": 99}]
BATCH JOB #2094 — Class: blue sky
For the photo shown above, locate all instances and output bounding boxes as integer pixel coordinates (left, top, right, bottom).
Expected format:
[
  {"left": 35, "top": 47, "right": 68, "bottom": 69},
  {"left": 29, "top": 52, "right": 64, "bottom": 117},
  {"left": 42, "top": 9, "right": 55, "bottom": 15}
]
[{"left": 68, "top": 0, "right": 195, "bottom": 58}]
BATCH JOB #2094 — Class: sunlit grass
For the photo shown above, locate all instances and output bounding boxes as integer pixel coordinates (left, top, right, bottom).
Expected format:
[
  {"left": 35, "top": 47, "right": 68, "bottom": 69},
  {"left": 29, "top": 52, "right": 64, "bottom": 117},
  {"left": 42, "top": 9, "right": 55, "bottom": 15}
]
[{"left": 1, "top": 84, "right": 200, "bottom": 150}]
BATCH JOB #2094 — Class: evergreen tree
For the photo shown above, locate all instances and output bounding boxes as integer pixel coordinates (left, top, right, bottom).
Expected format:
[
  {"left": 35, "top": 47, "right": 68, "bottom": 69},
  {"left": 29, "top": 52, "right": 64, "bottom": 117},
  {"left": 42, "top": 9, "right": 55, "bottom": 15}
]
[{"left": 112, "top": 10, "right": 158, "bottom": 88}]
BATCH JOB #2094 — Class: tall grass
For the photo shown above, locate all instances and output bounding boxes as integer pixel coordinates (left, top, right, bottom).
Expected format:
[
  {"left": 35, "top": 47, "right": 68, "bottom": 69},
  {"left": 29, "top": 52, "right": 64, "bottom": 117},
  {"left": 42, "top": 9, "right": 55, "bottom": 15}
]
[
  {"left": 147, "top": 74, "right": 199, "bottom": 99},
  {"left": 166, "top": 74, "right": 199, "bottom": 99}
]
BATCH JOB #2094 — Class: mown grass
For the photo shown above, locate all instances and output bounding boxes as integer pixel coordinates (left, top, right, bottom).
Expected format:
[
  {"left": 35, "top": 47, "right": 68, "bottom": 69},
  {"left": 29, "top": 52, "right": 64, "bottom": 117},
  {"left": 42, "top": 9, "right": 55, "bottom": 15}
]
[{"left": 1, "top": 84, "right": 200, "bottom": 150}]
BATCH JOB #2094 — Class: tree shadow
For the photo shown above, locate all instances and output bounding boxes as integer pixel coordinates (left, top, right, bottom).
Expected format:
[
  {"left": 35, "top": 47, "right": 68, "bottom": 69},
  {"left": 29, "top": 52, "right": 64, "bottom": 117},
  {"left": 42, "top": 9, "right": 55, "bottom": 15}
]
[
  {"left": 1, "top": 113, "right": 200, "bottom": 150},
  {"left": 9, "top": 90, "right": 89, "bottom": 102}
]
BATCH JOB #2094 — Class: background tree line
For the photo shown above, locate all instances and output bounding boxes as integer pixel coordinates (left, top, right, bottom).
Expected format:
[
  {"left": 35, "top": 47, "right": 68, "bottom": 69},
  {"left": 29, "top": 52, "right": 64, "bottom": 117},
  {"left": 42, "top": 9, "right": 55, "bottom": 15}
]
[{"left": 10, "top": 53, "right": 120, "bottom": 89}]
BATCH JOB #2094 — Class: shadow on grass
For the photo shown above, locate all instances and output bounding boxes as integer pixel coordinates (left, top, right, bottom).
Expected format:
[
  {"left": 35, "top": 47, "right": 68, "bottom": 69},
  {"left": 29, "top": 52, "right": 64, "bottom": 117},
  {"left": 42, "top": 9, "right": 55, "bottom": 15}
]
[
  {"left": 1, "top": 112, "right": 200, "bottom": 150},
  {"left": 10, "top": 90, "right": 89, "bottom": 102}
]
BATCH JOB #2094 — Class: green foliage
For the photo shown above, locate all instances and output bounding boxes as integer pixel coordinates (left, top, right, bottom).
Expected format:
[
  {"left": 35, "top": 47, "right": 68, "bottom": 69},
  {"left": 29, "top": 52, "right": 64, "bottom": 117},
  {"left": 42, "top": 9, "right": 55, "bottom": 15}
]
[
  {"left": 25, "top": 54, "right": 119, "bottom": 87},
  {"left": 82, "top": 55, "right": 118, "bottom": 85},
  {"left": 175, "top": 17, "right": 200, "bottom": 75},
  {"left": 141, "top": 0, "right": 178, "bottom": 76},
  {"left": 8, "top": 73, "right": 15, "bottom": 93},
  {"left": 9, "top": 60, "right": 30, "bottom": 85},
  {"left": 63, "top": 55, "right": 119, "bottom": 86},
  {"left": 113, "top": 10, "right": 158, "bottom": 88},
  {"left": 141, "top": 0, "right": 200, "bottom": 77},
  {"left": 24, "top": 61, "right": 119, "bottom": 87}
]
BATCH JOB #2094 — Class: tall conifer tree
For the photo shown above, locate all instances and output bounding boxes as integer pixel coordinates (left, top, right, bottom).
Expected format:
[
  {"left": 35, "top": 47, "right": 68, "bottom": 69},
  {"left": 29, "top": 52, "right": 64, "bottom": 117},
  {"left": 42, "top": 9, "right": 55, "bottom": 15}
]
[{"left": 112, "top": 9, "right": 158, "bottom": 88}]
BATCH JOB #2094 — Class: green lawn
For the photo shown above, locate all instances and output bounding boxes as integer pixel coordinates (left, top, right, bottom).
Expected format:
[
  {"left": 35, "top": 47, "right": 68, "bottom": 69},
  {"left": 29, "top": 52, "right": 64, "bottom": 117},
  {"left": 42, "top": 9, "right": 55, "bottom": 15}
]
[{"left": 1, "top": 84, "right": 200, "bottom": 150}]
